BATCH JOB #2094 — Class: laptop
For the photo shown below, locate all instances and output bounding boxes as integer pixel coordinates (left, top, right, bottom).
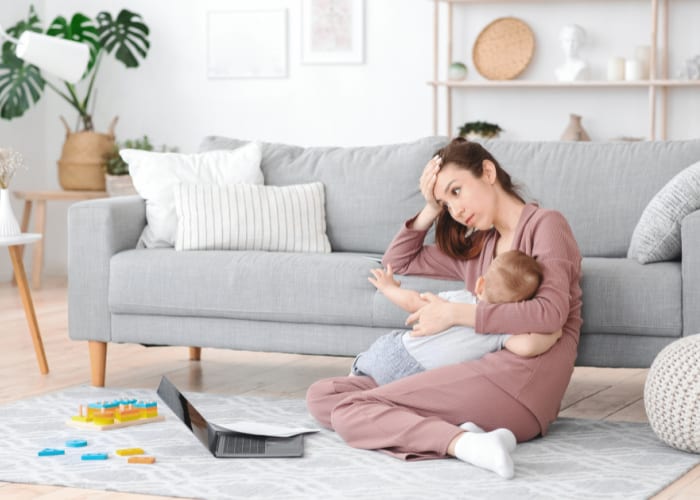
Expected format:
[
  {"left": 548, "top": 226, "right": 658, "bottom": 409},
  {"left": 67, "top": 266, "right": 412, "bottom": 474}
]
[{"left": 156, "top": 376, "right": 304, "bottom": 458}]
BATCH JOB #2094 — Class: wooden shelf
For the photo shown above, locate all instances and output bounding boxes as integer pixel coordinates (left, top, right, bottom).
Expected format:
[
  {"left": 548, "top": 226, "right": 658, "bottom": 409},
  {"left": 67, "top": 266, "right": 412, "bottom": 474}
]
[
  {"left": 429, "top": 80, "right": 700, "bottom": 88},
  {"left": 438, "top": 0, "right": 626, "bottom": 3},
  {"left": 431, "top": 0, "right": 683, "bottom": 139}
]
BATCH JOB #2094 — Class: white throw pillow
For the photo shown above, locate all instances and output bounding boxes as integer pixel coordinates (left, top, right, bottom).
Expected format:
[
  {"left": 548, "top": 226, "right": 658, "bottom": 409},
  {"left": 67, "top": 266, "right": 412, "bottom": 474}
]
[
  {"left": 123, "top": 143, "right": 263, "bottom": 247},
  {"left": 628, "top": 160, "right": 700, "bottom": 264},
  {"left": 173, "top": 182, "right": 331, "bottom": 253}
]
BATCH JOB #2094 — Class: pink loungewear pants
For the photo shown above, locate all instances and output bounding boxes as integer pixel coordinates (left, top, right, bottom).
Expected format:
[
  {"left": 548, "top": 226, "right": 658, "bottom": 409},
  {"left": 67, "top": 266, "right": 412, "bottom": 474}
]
[{"left": 306, "top": 361, "right": 541, "bottom": 460}]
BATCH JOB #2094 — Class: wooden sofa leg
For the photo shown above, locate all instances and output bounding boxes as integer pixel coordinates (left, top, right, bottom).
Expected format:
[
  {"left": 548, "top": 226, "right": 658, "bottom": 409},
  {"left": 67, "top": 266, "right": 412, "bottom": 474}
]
[
  {"left": 189, "top": 347, "right": 201, "bottom": 361},
  {"left": 89, "top": 341, "right": 107, "bottom": 387}
]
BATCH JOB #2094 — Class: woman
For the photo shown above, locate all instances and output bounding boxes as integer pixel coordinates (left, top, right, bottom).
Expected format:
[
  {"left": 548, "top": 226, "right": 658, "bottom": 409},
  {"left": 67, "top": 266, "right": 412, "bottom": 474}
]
[{"left": 306, "top": 138, "right": 582, "bottom": 479}]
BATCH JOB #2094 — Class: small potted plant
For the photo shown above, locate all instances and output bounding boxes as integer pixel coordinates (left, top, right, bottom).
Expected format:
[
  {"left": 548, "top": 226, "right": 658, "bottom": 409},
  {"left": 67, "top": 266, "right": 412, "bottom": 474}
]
[
  {"left": 448, "top": 62, "right": 468, "bottom": 81},
  {"left": 103, "top": 135, "right": 178, "bottom": 197},
  {"left": 458, "top": 121, "right": 503, "bottom": 141}
]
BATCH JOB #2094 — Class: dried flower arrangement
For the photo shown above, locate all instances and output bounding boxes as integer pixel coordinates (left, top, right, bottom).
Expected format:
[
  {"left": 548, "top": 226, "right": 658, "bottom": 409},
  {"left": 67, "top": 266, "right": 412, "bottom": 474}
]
[{"left": 0, "top": 148, "right": 25, "bottom": 189}]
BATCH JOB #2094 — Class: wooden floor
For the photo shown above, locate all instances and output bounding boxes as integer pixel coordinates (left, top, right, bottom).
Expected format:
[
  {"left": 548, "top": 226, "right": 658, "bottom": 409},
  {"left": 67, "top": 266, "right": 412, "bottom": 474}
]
[{"left": 1, "top": 277, "right": 699, "bottom": 499}]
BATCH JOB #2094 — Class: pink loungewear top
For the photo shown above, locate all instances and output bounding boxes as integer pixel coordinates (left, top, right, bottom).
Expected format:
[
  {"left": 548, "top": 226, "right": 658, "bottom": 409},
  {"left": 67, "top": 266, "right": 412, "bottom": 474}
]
[{"left": 382, "top": 203, "right": 583, "bottom": 435}]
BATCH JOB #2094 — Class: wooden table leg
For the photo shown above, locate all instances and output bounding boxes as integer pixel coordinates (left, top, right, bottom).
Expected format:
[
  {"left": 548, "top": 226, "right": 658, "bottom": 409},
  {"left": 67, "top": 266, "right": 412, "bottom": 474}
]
[
  {"left": 10, "top": 200, "right": 32, "bottom": 287},
  {"left": 8, "top": 245, "right": 49, "bottom": 375},
  {"left": 31, "top": 200, "right": 46, "bottom": 290}
]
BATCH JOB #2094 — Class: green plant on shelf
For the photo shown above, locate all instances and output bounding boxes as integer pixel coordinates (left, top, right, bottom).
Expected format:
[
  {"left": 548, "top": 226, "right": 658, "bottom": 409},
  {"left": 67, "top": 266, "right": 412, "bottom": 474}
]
[
  {"left": 458, "top": 121, "right": 503, "bottom": 139},
  {"left": 104, "top": 135, "right": 178, "bottom": 176}
]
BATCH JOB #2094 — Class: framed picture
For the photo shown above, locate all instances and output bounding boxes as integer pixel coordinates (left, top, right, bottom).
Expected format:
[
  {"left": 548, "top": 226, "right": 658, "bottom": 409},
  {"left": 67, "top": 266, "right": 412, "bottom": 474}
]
[
  {"left": 207, "top": 9, "right": 288, "bottom": 79},
  {"left": 301, "top": 0, "right": 364, "bottom": 64}
]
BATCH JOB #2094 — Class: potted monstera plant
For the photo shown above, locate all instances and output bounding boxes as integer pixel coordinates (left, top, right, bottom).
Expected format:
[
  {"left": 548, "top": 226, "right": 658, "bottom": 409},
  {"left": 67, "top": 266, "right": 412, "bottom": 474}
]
[{"left": 0, "top": 6, "right": 150, "bottom": 191}]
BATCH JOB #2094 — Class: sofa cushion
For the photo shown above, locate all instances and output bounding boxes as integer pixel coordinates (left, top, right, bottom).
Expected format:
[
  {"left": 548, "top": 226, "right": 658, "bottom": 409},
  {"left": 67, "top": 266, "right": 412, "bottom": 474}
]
[
  {"left": 199, "top": 136, "right": 446, "bottom": 253},
  {"left": 627, "top": 160, "right": 700, "bottom": 264},
  {"left": 480, "top": 140, "right": 700, "bottom": 258},
  {"left": 173, "top": 182, "right": 331, "bottom": 253},
  {"left": 376, "top": 258, "right": 682, "bottom": 337},
  {"left": 580, "top": 258, "right": 681, "bottom": 337},
  {"left": 109, "top": 249, "right": 383, "bottom": 326},
  {"left": 110, "top": 250, "right": 681, "bottom": 339},
  {"left": 109, "top": 249, "right": 464, "bottom": 329},
  {"left": 124, "top": 143, "right": 263, "bottom": 248}
]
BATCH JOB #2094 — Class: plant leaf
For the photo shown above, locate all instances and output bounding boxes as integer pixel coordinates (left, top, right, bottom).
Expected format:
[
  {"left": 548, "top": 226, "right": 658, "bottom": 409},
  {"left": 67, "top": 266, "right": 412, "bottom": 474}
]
[
  {"left": 0, "top": 6, "right": 46, "bottom": 120},
  {"left": 46, "top": 13, "right": 100, "bottom": 76},
  {"left": 96, "top": 9, "right": 150, "bottom": 68}
]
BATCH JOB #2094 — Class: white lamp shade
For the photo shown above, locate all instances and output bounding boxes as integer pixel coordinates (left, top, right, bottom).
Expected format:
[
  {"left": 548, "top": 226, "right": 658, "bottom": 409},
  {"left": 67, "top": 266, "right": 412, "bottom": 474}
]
[{"left": 16, "top": 31, "right": 89, "bottom": 83}]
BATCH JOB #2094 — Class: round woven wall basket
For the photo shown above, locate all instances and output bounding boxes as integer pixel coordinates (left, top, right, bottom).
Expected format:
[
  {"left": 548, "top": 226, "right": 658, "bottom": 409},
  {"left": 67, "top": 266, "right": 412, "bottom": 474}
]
[
  {"left": 644, "top": 334, "right": 700, "bottom": 453},
  {"left": 472, "top": 17, "right": 535, "bottom": 80}
]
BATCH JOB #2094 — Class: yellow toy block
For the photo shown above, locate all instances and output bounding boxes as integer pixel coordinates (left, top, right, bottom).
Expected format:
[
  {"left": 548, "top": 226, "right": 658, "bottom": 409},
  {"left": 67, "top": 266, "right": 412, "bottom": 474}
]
[
  {"left": 116, "top": 447, "right": 145, "bottom": 456},
  {"left": 71, "top": 405, "right": 91, "bottom": 423}
]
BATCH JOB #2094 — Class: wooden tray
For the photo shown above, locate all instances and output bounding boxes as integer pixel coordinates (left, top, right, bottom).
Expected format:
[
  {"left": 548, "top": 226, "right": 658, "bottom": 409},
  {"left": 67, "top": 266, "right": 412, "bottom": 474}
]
[{"left": 473, "top": 17, "right": 535, "bottom": 80}]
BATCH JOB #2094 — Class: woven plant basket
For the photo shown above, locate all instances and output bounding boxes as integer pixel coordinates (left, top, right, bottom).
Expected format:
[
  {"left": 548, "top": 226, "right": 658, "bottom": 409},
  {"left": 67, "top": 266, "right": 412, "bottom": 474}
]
[{"left": 57, "top": 116, "right": 118, "bottom": 191}]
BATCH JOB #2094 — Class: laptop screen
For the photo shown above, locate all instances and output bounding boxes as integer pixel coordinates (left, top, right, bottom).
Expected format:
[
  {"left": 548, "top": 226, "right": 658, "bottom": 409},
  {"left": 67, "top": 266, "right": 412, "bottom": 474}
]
[{"left": 157, "top": 376, "right": 211, "bottom": 450}]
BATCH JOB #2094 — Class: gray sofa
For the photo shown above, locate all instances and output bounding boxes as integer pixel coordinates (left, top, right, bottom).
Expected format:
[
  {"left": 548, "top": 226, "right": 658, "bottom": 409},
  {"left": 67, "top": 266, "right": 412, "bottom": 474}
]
[{"left": 68, "top": 137, "right": 700, "bottom": 386}]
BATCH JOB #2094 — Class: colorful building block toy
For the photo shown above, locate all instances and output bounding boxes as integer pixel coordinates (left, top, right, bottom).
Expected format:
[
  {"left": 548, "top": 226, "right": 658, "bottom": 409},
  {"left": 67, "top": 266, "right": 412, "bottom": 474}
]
[
  {"left": 128, "top": 456, "right": 156, "bottom": 464},
  {"left": 81, "top": 452, "right": 109, "bottom": 460},
  {"left": 67, "top": 398, "right": 164, "bottom": 431}
]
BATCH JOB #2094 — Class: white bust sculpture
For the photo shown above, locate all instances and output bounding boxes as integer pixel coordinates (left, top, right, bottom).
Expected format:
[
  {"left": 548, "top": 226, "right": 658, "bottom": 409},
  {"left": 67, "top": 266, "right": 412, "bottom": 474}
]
[{"left": 555, "top": 24, "right": 589, "bottom": 81}]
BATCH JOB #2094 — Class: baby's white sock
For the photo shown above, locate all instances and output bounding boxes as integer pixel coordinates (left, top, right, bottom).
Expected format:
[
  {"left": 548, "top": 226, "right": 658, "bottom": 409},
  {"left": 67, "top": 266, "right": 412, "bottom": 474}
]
[
  {"left": 453, "top": 430, "right": 515, "bottom": 479},
  {"left": 459, "top": 422, "right": 517, "bottom": 453}
]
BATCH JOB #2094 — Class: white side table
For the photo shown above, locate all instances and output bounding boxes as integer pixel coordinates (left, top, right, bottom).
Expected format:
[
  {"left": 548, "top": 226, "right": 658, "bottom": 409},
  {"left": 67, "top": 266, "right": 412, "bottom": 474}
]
[{"left": 1, "top": 233, "right": 48, "bottom": 374}]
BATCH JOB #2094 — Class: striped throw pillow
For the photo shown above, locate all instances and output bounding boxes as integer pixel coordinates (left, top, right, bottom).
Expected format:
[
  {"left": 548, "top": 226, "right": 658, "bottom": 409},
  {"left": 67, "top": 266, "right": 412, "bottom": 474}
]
[{"left": 174, "top": 183, "right": 331, "bottom": 252}]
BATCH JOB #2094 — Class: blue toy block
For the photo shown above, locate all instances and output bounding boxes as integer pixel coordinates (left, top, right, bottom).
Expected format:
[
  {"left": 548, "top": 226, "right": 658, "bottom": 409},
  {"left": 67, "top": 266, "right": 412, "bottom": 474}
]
[
  {"left": 66, "top": 439, "right": 88, "bottom": 447},
  {"left": 81, "top": 452, "right": 109, "bottom": 460},
  {"left": 38, "top": 448, "right": 65, "bottom": 456}
]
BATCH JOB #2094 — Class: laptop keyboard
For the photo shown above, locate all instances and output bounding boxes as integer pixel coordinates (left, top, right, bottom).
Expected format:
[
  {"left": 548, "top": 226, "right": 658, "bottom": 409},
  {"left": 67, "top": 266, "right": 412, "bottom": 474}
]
[{"left": 219, "top": 435, "right": 267, "bottom": 456}]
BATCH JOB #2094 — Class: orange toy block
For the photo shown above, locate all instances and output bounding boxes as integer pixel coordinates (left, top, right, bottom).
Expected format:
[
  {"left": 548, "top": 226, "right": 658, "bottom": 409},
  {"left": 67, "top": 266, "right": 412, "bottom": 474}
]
[
  {"left": 116, "top": 408, "right": 141, "bottom": 422},
  {"left": 93, "top": 410, "right": 115, "bottom": 426},
  {"left": 128, "top": 456, "right": 156, "bottom": 464}
]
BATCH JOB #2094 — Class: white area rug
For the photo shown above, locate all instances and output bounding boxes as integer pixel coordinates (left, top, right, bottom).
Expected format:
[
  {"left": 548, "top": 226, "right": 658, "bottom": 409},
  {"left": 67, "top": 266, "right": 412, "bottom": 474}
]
[{"left": 0, "top": 386, "right": 697, "bottom": 500}]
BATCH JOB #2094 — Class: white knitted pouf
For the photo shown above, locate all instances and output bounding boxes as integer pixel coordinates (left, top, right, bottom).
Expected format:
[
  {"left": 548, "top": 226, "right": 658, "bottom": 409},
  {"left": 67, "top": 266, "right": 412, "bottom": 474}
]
[{"left": 644, "top": 334, "right": 700, "bottom": 453}]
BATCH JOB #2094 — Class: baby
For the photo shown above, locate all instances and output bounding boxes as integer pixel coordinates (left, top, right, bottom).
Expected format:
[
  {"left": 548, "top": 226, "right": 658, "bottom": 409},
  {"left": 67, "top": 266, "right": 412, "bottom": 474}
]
[{"left": 352, "top": 250, "right": 562, "bottom": 385}]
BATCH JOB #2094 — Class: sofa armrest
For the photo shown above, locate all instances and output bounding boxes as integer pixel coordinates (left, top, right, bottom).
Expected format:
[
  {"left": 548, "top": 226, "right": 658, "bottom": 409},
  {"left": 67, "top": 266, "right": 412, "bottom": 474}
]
[
  {"left": 682, "top": 209, "right": 700, "bottom": 336},
  {"left": 68, "top": 196, "right": 146, "bottom": 342}
]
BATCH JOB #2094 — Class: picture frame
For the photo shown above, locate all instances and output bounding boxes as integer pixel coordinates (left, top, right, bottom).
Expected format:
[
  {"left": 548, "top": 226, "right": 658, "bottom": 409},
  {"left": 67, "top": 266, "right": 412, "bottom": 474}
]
[
  {"left": 207, "top": 9, "right": 288, "bottom": 79},
  {"left": 301, "top": 0, "right": 364, "bottom": 64}
]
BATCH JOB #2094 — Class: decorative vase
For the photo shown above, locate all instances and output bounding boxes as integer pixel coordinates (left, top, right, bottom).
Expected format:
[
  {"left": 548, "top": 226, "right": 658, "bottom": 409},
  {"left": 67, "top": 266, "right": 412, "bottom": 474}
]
[
  {"left": 57, "top": 116, "right": 118, "bottom": 191},
  {"left": 0, "top": 188, "right": 21, "bottom": 237},
  {"left": 560, "top": 114, "right": 591, "bottom": 141}
]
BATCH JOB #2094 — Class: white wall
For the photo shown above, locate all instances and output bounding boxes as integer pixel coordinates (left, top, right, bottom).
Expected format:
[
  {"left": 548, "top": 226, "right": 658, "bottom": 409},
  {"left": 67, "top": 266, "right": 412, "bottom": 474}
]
[{"left": 1, "top": 0, "right": 699, "bottom": 280}]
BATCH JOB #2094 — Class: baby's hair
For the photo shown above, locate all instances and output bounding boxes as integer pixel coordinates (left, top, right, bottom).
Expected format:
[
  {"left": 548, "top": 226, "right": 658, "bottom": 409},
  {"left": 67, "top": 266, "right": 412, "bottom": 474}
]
[{"left": 484, "top": 250, "right": 543, "bottom": 304}]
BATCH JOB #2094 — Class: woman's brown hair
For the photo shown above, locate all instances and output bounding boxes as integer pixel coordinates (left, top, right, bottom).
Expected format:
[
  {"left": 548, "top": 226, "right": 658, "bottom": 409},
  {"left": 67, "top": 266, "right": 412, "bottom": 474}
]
[{"left": 434, "top": 138, "right": 524, "bottom": 260}]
